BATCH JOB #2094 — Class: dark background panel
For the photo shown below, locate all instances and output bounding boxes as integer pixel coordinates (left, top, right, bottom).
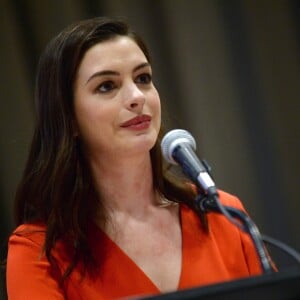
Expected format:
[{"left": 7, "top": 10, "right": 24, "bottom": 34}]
[{"left": 1, "top": 1, "right": 299, "bottom": 298}]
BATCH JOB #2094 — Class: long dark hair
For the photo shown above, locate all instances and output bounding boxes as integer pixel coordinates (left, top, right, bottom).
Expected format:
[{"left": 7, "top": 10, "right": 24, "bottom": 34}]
[{"left": 14, "top": 16, "right": 207, "bottom": 282}]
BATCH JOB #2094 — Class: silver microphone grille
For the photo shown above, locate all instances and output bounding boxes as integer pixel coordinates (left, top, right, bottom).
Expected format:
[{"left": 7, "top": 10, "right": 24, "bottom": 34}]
[{"left": 161, "top": 129, "right": 196, "bottom": 164}]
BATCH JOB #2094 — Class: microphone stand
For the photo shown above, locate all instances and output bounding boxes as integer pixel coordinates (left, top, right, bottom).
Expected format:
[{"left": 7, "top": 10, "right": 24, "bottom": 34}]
[{"left": 195, "top": 193, "right": 274, "bottom": 274}]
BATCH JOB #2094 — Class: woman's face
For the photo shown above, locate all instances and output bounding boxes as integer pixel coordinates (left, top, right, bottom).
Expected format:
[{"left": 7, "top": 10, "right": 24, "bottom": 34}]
[{"left": 73, "top": 36, "right": 161, "bottom": 160}]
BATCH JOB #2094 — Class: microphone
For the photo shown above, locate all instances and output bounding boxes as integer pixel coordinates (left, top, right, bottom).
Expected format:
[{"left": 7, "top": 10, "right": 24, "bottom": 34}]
[
  {"left": 161, "top": 130, "right": 278, "bottom": 274},
  {"left": 161, "top": 129, "right": 218, "bottom": 197}
]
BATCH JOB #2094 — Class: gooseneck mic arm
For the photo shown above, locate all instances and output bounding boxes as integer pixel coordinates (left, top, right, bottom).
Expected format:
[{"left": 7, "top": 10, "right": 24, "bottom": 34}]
[
  {"left": 161, "top": 129, "right": 275, "bottom": 274},
  {"left": 161, "top": 129, "right": 300, "bottom": 273},
  {"left": 196, "top": 194, "right": 274, "bottom": 274}
]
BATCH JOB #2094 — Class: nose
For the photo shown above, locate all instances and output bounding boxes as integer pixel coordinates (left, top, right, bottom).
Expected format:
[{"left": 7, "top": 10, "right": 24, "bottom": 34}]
[{"left": 123, "top": 81, "right": 145, "bottom": 111}]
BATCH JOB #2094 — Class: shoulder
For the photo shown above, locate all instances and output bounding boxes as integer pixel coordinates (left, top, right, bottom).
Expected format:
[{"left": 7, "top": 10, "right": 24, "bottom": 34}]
[
  {"left": 206, "top": 189, "right": 248, "bottom": 227},
  {"left": 13, "top": 222, "right": 47, "bottom": 233},
  {"left": 188, "top": 183, "right": 245, "bottom": 211},
  {"left": 7, "top": 223, "right": 67, "bottom": 299},
  {"left": 9, "top": 223, "right": 47, "bottom": 249},
  {"left": 180, "top": 188, "right": 247, "bottom": 238},
  {"left": 180, "top": 189, "right": 246, "bottom": 223},
  {"left": 217, "top": 189, "right": 246, "bottom": 211}
]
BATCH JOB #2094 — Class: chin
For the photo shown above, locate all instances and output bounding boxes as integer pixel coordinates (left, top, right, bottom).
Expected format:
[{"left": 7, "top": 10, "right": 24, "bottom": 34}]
[{"left": 129, "top": 132, "right": 158, "bottom": 152}]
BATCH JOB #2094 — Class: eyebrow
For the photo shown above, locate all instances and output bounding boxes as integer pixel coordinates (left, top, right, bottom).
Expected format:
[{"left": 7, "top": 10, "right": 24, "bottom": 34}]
[{"left": 85, "top": 62, "right": 151, "bottom": 85}]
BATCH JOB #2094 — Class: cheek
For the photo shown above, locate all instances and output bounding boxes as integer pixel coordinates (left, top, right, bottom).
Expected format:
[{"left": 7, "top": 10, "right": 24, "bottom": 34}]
[
  {"left": 74, "top": 105, "right": 115, "bottom": 153},
  {"left": 75, "top": 92, "right": 110, "bottom": 123},
  {"left": 74, "top": 97, "right": 96, "bottom": 132},
  {"left": 151, "top": 92, "right": 161, "bottom": 121},
  {"left": 77, "top": 106, "right": 110, "bottom": 133},
  {"left": 74, "top": 101, "right": 96, "bottom": 133}
]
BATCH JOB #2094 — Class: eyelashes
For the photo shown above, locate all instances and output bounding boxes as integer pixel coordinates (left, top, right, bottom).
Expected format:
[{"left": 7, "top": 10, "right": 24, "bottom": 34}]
[
  {"left": 135, "top": 73, "right": 152, "bottom": 84},
  {"left": 96, "top": 81, "right": 116, "bottom": 93},
  {"left": 94, "top": 73, "right": 153, "bottom": 94}
]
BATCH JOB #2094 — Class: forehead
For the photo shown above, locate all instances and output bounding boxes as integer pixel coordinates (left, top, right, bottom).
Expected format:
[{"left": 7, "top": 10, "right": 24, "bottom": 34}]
[{"left": 77, "top": 36, "right": 148, "bottom": 78}]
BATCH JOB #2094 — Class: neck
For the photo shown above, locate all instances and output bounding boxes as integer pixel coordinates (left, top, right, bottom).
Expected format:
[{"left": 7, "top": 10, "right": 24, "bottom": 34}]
[{"left": 89, "top": 151, "right": 157, "bottom": 217}]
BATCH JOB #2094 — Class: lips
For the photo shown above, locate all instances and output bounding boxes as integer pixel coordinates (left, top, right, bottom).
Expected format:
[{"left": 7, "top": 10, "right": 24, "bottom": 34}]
[{"left": 121, "top": 114, "right": 151, "bottom": 128}]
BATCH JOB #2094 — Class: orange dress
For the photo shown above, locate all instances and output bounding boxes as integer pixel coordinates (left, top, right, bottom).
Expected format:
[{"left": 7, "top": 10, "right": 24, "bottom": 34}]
[{"left": 6, "top": 191, "right": 262, "bottom": 299}]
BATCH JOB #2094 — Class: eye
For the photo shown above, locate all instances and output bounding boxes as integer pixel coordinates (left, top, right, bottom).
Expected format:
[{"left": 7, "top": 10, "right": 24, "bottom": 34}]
[
  {"left": 95, "top": 81, "right": 116, "bottom": 93},
  {"left": 135, "top": 73, "right": 152, "bottom": 84}
]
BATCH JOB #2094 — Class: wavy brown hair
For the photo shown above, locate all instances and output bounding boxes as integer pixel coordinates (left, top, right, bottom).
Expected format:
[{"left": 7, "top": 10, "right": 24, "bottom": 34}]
[{"left": 14, "top": 16, "right": 207, "bottom": 283}]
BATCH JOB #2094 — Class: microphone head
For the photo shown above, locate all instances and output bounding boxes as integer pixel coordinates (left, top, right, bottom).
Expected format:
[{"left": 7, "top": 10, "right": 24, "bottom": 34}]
[{"left": 161, "top": 129, "right": 196, "bottom": 164}]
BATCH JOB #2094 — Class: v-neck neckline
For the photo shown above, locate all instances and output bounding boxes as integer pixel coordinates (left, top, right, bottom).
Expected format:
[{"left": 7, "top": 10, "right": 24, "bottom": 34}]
[{"left": 90, "top": 204, "right": 187, "bottom": 294}]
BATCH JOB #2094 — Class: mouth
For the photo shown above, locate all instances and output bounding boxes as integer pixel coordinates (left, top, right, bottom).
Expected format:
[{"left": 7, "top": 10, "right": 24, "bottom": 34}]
[{"left": 120, "top": 114, "right": 152, "bottom": 129}]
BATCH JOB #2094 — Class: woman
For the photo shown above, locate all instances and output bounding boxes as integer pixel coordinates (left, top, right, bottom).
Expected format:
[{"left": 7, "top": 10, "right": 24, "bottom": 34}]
[{"left": 6, "top": 17, "right": 263, "bottom": 299}]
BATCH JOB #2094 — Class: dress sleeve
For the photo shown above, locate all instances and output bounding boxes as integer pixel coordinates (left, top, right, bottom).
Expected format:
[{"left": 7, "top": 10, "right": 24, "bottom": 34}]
[
  {"left": 6, "top": 229, "right": 65, "bottom": 300},
  {"left": 218, "top": 190, "right": 266, "bottom": 275},
  {"left": 238, "top": 221, "right": 264, "bottom": 275}
]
